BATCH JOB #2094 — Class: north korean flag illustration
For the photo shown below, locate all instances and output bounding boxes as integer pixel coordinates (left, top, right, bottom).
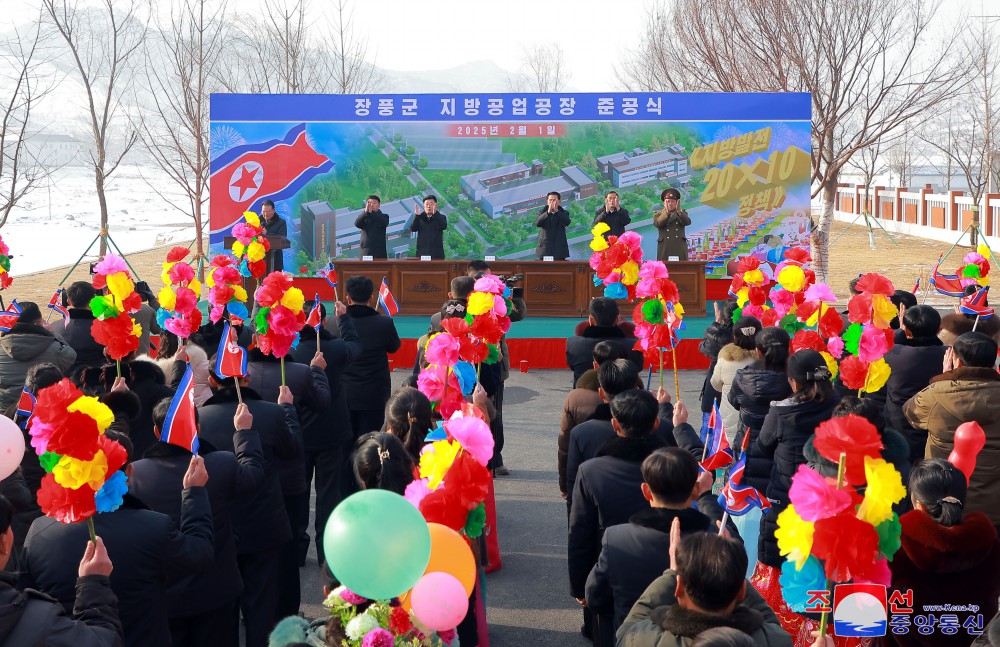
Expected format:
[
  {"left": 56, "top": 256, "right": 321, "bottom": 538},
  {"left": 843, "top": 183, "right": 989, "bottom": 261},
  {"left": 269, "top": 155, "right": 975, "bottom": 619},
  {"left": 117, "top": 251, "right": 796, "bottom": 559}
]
[{"left": 209, "top": 123, "right": 334, "bottom": 242}]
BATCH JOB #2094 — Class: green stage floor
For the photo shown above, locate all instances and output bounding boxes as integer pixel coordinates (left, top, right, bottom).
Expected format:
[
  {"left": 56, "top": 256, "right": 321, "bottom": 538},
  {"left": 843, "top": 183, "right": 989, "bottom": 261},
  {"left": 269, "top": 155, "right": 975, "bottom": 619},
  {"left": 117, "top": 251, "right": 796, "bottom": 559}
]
[{"left": 391, "top": 314, "right": 715, "bottom": 339}]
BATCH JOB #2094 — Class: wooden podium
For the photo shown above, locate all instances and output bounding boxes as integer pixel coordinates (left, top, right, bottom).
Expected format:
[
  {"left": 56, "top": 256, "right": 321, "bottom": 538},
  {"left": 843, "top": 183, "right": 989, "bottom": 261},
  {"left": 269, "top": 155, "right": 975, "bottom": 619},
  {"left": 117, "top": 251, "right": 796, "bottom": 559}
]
[{"left": 326, "top": 260, "right": 707, "bottom": 318}]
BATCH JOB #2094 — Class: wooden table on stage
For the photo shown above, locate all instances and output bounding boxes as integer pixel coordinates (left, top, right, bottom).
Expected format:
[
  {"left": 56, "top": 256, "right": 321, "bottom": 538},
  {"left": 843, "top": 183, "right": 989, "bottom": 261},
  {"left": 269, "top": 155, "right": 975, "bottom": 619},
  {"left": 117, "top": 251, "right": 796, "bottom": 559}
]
[{"left": 331, "top": 260, "right": 707, "bottom": 318}]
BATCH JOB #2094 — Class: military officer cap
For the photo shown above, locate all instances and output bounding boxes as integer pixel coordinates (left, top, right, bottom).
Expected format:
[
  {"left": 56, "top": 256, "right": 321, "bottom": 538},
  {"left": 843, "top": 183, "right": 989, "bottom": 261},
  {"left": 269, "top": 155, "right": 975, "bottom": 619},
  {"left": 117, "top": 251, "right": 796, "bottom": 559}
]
[{"left": 661, "top": 188, "right": 681, "bottom": 201}]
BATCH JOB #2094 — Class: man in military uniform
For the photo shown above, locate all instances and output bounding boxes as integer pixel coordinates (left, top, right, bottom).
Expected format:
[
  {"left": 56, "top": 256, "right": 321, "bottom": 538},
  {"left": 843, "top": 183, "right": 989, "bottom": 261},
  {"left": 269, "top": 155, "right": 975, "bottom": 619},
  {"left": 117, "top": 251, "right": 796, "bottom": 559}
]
[
  {"left": 653, "top": 187, "right": 691, "bottom": 262},
  {"left": 593, "top": 190, "right": 631, "bottom": 238}
]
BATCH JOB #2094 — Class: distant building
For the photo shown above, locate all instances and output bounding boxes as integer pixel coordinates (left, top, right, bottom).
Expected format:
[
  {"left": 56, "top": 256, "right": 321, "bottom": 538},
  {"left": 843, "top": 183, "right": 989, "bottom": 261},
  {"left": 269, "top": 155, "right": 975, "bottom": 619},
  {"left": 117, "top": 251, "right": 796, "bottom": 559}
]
[
  {"left": 18, "top": 131, "right": 85, "bottom": 168},
  {"left": 460, "top": 160, "right": 544, "bottom": 200},
  {"left": 300, "top": 196, "right": 422, "bottom": 258},
  {"left": 597, "top": 144, "right": 689, "bottom": 188},
  {"left": 479, "top": 165, "right": 598, "bottom": 218}
]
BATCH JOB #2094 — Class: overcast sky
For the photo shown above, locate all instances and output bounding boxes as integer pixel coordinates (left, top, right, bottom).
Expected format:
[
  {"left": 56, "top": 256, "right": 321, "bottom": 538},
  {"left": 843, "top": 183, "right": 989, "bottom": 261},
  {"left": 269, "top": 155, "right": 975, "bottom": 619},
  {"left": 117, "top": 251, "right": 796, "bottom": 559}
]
[{"left": 2, "top": 0, "right": 988, "bottom": 91}]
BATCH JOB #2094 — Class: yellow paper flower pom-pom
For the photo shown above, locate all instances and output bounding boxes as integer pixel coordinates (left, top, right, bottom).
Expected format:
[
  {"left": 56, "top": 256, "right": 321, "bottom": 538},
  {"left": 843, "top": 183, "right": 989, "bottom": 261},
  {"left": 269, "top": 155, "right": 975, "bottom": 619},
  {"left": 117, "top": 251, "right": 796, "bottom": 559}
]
[
  {"left": 158, "top": 286, "right": 177, "bottom": 312},
  {"left": 674, "top": 303, "right": 685, "bottom": 318},
  {"left": 106, "top": 272, "right": 135, "bottom": 303},
  {"left": 467, "top": 292, "right": 495, "bottom": 316},
  {"left": 243, "top": 211, "right": 260, "bottom": 227},
  {"left": 590, "top": 237, "right": 609, "bottom": 252},
  {"left": 736, "top": 287, "right": 750, "bottom": 307},
  {"left": 280, "top": 287, "right": 305, "bottom": 314},
  {"left": 742, "top": 269, "right": 765, "bottom": 286},
  {"left": 857, "top": 456, "right": 906, "bottom": 525},
  {"left": 777, "top": 265, "right": 806, "bottom": 293},
  {"left": 419, "top": 439, "right": 461, "bottom": 490},
  {"left": 592, "top": 222, "right": 610, "bottom": 237},
  {"left": 231, "top": 241, "right": 246, "bottom": 258},
  {"left": 819, "top": 351, "right": 839, "bottom": 380},
  {"left": 67, "top": 396, "right": 115, "bottom": 432},
  {"left": 188, "top": 279, "right": 201, "bottom": 298},
  {"left": 871, "top": 294, "right": 899, "bottom": 330},
  {"left": 160, "top": 262, "right": 176, "bottom": 286},
  {"left": 246, "top": 241, "right": 266, "bottom": 263},
  {"left": 619, "top": 260, "right": 639, "bottom": 285},
  {"left": 233, "top": 285, "right": 248, "bottom": 303},
  {"left": 775, "top": 504, "right": 815, "bottom": 570},
  {"left": 53, "top": 451, "right": 109, "bottom": 491},
  {"left": 862, "top": 357, "right": 891, "bottom": 393}
]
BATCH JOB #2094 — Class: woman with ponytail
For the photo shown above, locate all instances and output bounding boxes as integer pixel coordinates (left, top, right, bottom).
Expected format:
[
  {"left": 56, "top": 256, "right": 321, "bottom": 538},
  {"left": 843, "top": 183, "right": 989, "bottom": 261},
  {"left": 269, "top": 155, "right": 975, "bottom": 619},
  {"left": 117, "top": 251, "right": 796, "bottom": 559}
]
[
  {"left": 383, "top": 387, "right": 434, "bottom": 463},
  {"left": 351, "top": 432, "right": 415, "bottom": 495},
  {"left": 710, "top": 315, "right": 762, "bottom": 442},
  {"left": 887, "top": 458, "right": 1000, "bottom": 647}
]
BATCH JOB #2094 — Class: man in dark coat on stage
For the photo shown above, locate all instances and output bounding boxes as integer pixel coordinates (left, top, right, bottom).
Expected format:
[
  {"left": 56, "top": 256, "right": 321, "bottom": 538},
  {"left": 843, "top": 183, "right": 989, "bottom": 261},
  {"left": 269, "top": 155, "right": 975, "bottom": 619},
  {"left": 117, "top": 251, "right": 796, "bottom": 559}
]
[
  {"left": 292, "top": 299, "right": 361, "bottom": 561},
  {"left": 261, "top": 199, "right": 287, "bottom": 273},
  {"left": 20, "top": 433, "right": 214, "bottom": 647},
  {"left": 410, "top": 196, "right": 447, "bottom": 259},
  {"left": 355, "top": 195, "right": 389, "bottom": 259},
  {"left": 536, "top": 191, "right": 570, "bottom": 260},
  {"left": 341, "top": 276, "right": 401, "bottom": 437},
  {"left": 593, "top": 190, "right": 631, "bottom": 239},
  {"left": 198, "top": 376, "right": 300, "bottom": 647},
  {"left": 130, "top": 399, "right": 265, "bottom": 647}
]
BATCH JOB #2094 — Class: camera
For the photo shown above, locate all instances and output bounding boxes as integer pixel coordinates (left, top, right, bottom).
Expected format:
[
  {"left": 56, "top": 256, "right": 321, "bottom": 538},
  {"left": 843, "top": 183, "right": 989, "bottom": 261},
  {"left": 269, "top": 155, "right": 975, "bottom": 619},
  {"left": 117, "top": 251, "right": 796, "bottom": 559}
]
[{"left": 497, "top": 273, "right": 525, "bottom": 300}]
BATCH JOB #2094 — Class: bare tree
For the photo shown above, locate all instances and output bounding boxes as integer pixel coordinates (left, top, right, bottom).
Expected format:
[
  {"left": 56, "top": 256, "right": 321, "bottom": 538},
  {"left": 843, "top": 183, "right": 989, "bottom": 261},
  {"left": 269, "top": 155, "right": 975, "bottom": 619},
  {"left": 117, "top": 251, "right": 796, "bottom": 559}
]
[
  {"left": 920, "top": 17, "right": 1000, "bottom": 243},
  {"left": 42, "top": 0, "right": 147, "bottom": 257},
  {"left": 846, "top": 140, "right": 886, "bottom": 214},
  {"left": 0, "top": 12, "right": 54, "bottom": 229},
  {"left": 507, "top": 44, "right": 570, "bottom": 93},
  {"left": 886, "top": 126, "right": 916, "bottom": 188},
  {"left": 140, "top": 0, "right": 228, "bottom": 276},
  {"left": 216, "top": 0, "right": 383, "bottom": 94},
  {"left": 618, "top": 0, "right": 964, "bottom": 282}
]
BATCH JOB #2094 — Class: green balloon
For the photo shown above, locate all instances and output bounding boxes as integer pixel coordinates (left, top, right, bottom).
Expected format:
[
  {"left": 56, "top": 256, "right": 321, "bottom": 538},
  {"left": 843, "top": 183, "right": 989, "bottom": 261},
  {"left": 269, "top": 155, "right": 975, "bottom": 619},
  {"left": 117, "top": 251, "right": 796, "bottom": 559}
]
[{"left": 324, "top": 489, "right": 431, "bottom": 600}]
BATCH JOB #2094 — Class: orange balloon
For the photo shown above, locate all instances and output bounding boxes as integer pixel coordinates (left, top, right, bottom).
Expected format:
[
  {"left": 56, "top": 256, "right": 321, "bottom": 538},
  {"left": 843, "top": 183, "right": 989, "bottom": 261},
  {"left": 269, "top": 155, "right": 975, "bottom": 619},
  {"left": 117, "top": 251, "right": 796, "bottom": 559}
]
[{"left": 425, "top": 523, "right": 476, "bottom": 596}]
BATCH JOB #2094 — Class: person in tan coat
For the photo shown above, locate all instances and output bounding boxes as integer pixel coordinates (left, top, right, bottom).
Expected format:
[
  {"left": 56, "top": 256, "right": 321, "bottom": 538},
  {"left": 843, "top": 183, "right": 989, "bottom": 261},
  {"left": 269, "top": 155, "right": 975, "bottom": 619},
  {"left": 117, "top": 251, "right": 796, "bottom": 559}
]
[
  {"left": 904, "top": 331, "right": 1000, "bottom": 528},
  {"left": 710, "top": 316, "right": 761, "bottom": 442},
  {"left": 653, "top": 188, "right": 692, "bottom": 262}
]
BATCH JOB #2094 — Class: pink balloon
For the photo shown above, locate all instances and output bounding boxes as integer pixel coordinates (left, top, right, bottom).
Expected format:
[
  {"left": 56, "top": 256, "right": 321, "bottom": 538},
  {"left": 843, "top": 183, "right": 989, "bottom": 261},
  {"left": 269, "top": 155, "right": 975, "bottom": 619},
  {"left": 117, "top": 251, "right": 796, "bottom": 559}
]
[
  {"left": 0, "top": 416, "right": 24, "bottom": 481},
  {"left": 948, "top": 421, "right": 986, "bottom": 484},
  {"left": 410, "top": 572, "right": 469, "bottom": 632}
]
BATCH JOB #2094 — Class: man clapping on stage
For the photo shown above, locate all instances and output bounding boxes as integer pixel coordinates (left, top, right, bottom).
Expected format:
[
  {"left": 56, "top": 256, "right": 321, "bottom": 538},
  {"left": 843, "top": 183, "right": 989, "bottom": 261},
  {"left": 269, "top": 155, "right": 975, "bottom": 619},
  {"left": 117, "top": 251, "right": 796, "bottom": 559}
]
[
  {"left": 594, "top": 190, "right": 630, "bottom": 239},
  {"left": 536, "top": 191, "right": 570, "bottom": 260},
  {"left": 410, "top": 195, "right": 447, "bottom": 259}
]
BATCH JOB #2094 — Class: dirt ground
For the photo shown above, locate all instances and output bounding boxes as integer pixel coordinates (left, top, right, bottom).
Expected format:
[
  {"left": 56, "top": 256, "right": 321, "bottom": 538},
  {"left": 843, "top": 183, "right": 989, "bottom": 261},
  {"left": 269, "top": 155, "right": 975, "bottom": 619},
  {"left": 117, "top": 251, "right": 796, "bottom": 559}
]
[{"left": 8, "top": 222, "right": 977, "bottom": 310}]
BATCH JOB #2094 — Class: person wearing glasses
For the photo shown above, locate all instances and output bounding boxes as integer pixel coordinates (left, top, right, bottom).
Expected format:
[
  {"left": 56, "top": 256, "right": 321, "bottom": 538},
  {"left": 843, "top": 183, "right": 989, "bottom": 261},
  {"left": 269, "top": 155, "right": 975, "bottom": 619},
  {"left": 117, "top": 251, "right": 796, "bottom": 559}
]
[{"left": 653, "top": 188, "right": 691, "bottom": 262}]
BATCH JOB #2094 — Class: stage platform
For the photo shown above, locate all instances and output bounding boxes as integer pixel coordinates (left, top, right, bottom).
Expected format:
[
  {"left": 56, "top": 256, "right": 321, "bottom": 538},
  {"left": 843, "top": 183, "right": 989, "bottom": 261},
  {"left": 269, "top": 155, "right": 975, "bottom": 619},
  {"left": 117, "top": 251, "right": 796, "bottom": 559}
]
[{"left": 385, "top": 313, "right": 716, "bottom": 372}]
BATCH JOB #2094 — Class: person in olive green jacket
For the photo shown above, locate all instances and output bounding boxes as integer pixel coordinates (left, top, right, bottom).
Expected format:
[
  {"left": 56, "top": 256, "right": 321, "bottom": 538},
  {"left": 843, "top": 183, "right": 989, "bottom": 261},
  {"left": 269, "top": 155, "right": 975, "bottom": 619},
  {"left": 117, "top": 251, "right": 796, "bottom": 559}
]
[
  {"left": 616, "top": 524, "right": 791, "bottom": 647},
  {"left": 653, "top": 188, "right": 691, "bottom": 262}
]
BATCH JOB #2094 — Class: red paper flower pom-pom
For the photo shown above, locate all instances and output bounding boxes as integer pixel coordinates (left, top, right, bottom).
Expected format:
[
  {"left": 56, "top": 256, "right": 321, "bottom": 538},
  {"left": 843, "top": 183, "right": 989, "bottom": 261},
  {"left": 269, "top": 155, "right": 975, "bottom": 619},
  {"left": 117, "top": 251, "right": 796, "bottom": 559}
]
[
  {"left": 813, "top": 414, "right": 884, "bottom": 486},
  {"left": 812, "top": 513, "right": 881, "bottom": 582},
  {"left": 37, "top": 473, "right": 96, "bottom": 524}
]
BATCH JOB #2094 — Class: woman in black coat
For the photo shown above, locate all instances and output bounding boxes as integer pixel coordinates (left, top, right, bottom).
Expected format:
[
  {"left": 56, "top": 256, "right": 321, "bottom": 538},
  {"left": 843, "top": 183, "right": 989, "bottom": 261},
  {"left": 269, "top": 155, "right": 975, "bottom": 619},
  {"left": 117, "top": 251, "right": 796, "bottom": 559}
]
[{"left": 755, "top": 349, "right": 839, "bottom": 570}]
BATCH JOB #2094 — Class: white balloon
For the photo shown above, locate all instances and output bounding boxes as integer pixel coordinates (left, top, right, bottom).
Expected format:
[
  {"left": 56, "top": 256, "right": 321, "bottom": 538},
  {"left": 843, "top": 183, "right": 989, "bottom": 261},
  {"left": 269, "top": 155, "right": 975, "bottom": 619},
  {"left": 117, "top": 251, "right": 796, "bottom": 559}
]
[{"left": 0, "top": 416, "right": 25, "bottom": 481}]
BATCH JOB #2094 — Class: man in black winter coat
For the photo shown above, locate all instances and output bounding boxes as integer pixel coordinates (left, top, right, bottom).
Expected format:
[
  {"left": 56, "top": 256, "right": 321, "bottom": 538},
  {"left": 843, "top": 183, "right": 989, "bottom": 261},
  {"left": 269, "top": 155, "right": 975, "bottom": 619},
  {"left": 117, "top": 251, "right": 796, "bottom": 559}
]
[
  {"left": 0, "top": 496, "right": 122, "bottom": 647},
  {"left": 883, "top": 304, "right": 947, "bottom": 462},
  {"left": 292, "top": 299, "right": 362, "bottom": 562},
  {"left": 536, "top": 191, "right": 570, "bottom": 260},
  {"left": 261, "top": 199, "right": 287, "bottom": 273},
  {"left": 593, "top": 191, "right": 631, "bottom": 239},
  {"left": 62, "top": 281, "right": 106, "bottom": 372},
  {"left": 355, "top": 195, "right": 389, "bottom": 259},
  {"left": 409, "top": 195, "right": 447, "bottom": 259},
  {"left": 130, "top": 399, "right": 265, "bottom": 647},
  {"left": 586, "top": 448, "right": 720, "bottom": 642},
  {"left": 21, "top": 434, "right": 214, "bottom": 647},
  {"left": 565, "top": 361, "right": 679, "bottom": 509},
  {"left": 566, "top": 298, "right": 643, "bottom": 387},
  {"left": 568, "top": 390, "right": 667, "bottom": 640},
  {"left": 245, "top": 345, "right": 329, "bottom": 621},
  {"left": 340, "top": 276, "right": 401, "bottom": 437},
  {"left": 198, "top": 376, "right": 300, "bottom": 647}
]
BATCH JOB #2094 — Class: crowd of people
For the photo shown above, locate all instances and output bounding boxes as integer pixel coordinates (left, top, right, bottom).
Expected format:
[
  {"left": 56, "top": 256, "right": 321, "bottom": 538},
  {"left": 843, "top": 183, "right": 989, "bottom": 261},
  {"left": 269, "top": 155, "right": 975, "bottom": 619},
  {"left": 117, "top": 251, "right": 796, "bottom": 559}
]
[
  {"left": 0, "top": 260, "right": 999, "bottom": 647},
  {"left": 562, "top": 284, "right": 1000, "bottom": 647}
]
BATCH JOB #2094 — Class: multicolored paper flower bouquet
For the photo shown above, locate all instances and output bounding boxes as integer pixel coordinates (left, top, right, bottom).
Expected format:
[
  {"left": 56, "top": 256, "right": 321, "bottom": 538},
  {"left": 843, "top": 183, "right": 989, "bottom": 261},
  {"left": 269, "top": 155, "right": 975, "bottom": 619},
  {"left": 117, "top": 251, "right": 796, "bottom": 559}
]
[
  {"left": 632, "top": 260, "right": 684, "bottom": 366},
  {"left": 590, "top": 223, "right": 643, "bottom": 299},
  {"left": 231, "top": 211, "right": 270, "bottom": 279},
  {"left": 206, "top": 254, "right": 249, "bottom": 324},
  {"left": 958, "top": 244, "right": 991, "bottom": 288},
  {"left": 321, "top": 586, "right": 454, "bottom": 647},
  {"left": 0, "top": 233, "right": 13, "bottom": 290},
  {"left": 253, "top": 272, "right": 306, "bottom": 358},
  {"left": 405, "top": 408, "right": 493, "bottom": 539},
  {"left": 728, "top": 255, "right": 774, "bottom": 321},
  {"left": 777, "top": 415, "right": 905, "bottom": 616},
  {"left": 29, "top": 379, "right": 129, "bottom": 527},
  {"left": 157, "top": 247, "right": 203, "bottom": 339},
  {"left": 89, "top": 254, "right": 142, "bottom": 361},
  {"left": 838, "top": 273, "right": 896, "bottom": 393}
]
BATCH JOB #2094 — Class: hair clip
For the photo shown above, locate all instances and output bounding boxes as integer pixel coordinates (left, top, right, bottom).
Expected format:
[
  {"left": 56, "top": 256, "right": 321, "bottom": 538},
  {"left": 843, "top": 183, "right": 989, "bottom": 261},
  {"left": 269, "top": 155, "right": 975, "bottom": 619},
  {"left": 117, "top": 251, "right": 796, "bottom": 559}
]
[
  {"left": 445, "top": 303, "right": 466, "bottom": 315},
  {"left": 807, "top": 366, "right": 832, "bottom": 381},
  {"left": 377, "top": 448, "right": 390, "bottom": 464},
  {"left": 740, "top": 326, "right": 757, "bottom": 336},
  {"left": 938, "top": 496, "right": 963, "bottom": 507}
]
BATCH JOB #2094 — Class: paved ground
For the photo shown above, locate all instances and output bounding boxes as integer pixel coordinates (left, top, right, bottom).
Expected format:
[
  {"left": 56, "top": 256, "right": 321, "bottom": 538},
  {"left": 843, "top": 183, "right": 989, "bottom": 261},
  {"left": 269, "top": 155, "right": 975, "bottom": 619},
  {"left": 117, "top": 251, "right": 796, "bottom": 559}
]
[{"left": 299, "top": 367, "right": 708, "bottom": 646}]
